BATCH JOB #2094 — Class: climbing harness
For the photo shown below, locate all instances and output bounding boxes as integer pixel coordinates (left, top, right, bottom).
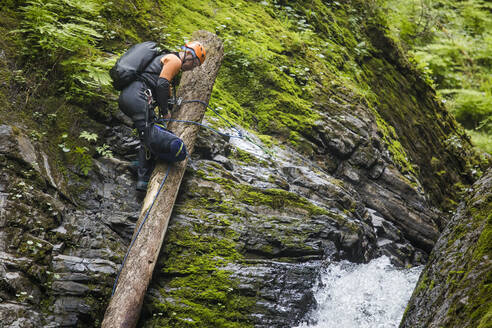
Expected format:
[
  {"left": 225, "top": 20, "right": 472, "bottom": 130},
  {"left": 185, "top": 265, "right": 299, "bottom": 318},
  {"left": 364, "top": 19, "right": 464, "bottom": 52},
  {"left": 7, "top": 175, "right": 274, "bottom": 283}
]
[{"left": 111, "top": 165, "right": 172, "bottom": 296}]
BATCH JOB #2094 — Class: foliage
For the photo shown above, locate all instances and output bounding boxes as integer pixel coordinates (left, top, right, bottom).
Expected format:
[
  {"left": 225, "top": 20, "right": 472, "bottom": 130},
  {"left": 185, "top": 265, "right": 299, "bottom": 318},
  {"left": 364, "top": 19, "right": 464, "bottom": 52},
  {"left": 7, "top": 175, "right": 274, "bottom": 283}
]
[
  {"left": 155, "top": 0, "right": 378, "bottom": 145},
  {"left": 17, "top": 0, "right": 103, "bottom": 56},
  {"left": 446, "top": 89, "right": 492, "bottom": 132},
  {"left": 79, "top": 131, "right": 98, "bottom": 142},
  {"left": 2, "top": 0, "right": 487, "bottom": 324},
  {"left": 96, "top": 144, "right": 113, "bottom": 158},
  {"left": 384, "top": 0, "right": 492, "bottom": 153},
  {"left": 467, "top": 129, "right": 492, "bottom": 155},
  {"left": 14, "top": 0, "right": 113, "bottom": 102},
  {"left": 72, "top": 146, "right": 93, "bottom": 175}
]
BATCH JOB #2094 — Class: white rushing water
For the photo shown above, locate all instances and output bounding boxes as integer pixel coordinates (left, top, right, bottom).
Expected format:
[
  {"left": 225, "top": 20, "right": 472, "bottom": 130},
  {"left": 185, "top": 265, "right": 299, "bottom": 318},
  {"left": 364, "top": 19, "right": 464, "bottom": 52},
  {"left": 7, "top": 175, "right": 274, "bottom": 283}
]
[{"left": 297, "top": 256, "right": 422, "bottom": 328}]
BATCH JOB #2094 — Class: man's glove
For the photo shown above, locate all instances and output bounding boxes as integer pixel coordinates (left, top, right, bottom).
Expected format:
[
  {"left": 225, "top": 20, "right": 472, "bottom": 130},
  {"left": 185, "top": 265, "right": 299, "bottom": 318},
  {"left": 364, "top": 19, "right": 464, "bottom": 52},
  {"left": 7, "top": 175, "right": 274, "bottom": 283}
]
[{"left": 155, "top": 77, "right": 170, "bottom": 115}]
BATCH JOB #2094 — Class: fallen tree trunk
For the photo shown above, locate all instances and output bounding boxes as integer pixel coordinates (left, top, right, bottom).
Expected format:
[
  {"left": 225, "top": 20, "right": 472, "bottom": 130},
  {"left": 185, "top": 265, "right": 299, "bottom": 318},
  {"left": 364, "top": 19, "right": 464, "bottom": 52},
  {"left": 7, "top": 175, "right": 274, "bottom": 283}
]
[{"left": 102, "top": 30, "right": 224, "bottom": 328}]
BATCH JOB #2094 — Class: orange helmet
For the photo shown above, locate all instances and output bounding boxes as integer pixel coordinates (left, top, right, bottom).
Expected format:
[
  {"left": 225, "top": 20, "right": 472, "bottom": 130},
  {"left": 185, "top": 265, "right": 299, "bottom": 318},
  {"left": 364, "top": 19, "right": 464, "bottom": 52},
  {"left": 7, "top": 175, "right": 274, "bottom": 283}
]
[{"left": 182, "top": 41, "right": 206, "bottom": 65}]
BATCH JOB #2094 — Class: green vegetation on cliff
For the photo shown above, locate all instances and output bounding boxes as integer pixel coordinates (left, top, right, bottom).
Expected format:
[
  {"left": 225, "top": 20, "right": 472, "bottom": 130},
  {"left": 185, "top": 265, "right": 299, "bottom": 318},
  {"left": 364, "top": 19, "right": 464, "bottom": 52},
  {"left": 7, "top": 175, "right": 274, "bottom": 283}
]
[
  {"left": 3, "top": 0, "right": 484, "bottom": 208},
  {"left": 1, "top": 0, "right": 489, "bottom": 326},
  {"left": 400, "top": 169, "right": 492, "bottom": 328},
  {"left": 384, "top": 0, "right": 492, "bottom": 154}
]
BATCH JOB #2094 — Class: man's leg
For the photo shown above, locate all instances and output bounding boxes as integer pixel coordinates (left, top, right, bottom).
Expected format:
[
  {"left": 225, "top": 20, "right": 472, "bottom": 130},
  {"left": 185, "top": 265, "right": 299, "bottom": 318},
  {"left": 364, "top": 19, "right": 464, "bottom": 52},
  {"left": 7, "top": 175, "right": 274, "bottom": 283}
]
[
  {"left": 135, "top": 121, "right": 155, "bottom": 191},
  {"left": 136, "top": 142, "right": 155, "bottom": 191}
]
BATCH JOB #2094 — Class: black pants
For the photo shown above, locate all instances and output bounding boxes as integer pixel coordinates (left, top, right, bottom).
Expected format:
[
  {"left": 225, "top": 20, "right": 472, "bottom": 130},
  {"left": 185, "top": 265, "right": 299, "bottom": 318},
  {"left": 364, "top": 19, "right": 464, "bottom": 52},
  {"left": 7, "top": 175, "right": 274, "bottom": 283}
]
[
  {"left": 119, "top": 81, "right": 155, "bottom": 183},
  {"left": 118, "top": 80, "right": 149, "bottom": 122}
]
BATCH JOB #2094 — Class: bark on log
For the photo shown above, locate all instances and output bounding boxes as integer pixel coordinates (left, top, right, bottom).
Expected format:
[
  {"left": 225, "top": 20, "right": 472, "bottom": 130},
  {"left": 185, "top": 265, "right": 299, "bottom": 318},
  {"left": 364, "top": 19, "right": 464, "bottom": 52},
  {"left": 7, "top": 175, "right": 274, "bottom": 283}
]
[{"left": 102, "top": 31, "right": 224, "bottom": 328}]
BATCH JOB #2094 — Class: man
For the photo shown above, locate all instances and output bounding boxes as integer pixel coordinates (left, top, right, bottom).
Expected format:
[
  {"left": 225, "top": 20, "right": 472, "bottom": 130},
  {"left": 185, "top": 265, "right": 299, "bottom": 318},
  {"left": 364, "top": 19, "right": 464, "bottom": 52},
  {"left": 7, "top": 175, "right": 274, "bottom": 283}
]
[{"left": 118, "top": 41, "right": 206, "bottom": 191}]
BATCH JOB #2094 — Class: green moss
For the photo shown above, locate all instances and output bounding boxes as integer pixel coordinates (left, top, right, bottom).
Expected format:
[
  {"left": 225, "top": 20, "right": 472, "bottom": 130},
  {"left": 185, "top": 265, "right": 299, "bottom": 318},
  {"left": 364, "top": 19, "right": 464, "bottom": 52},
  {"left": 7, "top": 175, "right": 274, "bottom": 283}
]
[
  {"left": 144, "top": 219, "right": 255, "bottom": 327},
  {"left": 239, "top": 187, "right": 329, "bottom": 216},
  {"left": 3, "top": 0, "right": 487, "bottom": 325},
  {"left": 194, "top": 165, "right": 335, "bottom": 217},
  {"left": 477, "top": 304, "right": 492, "bottom": 328},
  {"left": 439, "top": 183, "right": 492, "bottom": 327},
  {"left": 471, "top": 210, "right": 492, "bottom": 262},
  {"left": 373, "top": 110, "right": 415, "bottom": 174},
  {"left": 415, "top": 271, "right": 429, "bottom": 294},
  {"left": 230, "top": 148, "right": 257, "bottom": 164}
]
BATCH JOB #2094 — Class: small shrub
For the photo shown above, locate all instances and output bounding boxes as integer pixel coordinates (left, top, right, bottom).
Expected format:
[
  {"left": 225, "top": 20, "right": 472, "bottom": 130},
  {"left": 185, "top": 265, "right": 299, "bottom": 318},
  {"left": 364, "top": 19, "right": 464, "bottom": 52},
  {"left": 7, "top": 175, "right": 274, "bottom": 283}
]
[{"left": 72, "top": 146, "right": 93, "bottom": 175}]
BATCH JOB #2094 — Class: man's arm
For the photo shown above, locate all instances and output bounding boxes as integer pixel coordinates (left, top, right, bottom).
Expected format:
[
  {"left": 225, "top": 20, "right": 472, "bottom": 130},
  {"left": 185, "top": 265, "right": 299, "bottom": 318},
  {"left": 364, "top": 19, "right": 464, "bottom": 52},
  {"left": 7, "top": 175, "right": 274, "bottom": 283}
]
[{"left": 156, "top": 54, "right": 182, "bottom": 115}]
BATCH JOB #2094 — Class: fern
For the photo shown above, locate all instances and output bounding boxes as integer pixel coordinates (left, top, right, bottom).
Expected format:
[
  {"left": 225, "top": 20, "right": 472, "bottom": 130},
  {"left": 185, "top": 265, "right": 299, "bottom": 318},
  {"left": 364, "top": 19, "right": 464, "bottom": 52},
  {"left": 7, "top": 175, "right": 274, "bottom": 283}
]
[
  {"left": 385, "top": 0, "right": 492, "bottom": 153},
  {"left": 15, "top": 0, "right": 112, "bottom": 102},
  {"left": 17, "top": 0, "right": 103, "bottom": 58}
]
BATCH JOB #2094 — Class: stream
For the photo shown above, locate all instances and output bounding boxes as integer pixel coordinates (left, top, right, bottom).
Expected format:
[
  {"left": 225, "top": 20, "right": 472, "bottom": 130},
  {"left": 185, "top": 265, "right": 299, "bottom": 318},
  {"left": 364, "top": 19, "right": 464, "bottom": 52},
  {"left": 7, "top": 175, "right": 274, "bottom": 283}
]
[{"left": 297, "top": 256, "right": 422, "bottom": 328}]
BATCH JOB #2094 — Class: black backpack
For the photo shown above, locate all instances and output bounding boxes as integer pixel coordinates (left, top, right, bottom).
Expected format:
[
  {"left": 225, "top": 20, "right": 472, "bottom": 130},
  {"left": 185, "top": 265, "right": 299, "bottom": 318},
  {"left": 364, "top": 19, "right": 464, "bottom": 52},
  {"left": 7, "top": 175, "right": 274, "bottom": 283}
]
[{"left": 109, "top": 41, "right": 163, "bottom": 91}]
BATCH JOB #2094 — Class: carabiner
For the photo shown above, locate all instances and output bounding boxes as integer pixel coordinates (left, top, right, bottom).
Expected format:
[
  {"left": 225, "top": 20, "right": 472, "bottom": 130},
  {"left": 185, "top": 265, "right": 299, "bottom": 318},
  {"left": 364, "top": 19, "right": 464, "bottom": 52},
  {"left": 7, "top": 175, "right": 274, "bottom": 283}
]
[{"left": 144, "top": 89, "right": 153, "bottom": 104}]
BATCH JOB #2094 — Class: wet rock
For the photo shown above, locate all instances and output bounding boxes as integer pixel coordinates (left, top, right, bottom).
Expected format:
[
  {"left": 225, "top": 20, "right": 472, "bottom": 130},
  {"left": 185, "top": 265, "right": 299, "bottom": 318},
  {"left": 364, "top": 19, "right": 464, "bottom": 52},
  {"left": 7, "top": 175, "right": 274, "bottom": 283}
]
[
  {"left": 348, "top": 142, "right": 380, "bottom": 169},
  {"left": 0, "top": 125, "right": 18, "bottom": 155},
  {"left": 212, "top": 154, "right": 234, "bottom": 170},
  {"left": 0, "top": 30, "right": 479, "bottom": 328},
  {"left": 53, "top": 296, "right": 91, "bottom": 324},
  {"left": 0, "top": 302, "right": 43, "bottom": 327},
  {"left": 0, "top": 125, "right": 67, "bottom": 195},
  {"left": 369, "top": 208, "right": 402, "bottom": 242},
  {"left": 0, "top": 267, "right": 43, "bottom": 304},
  {"left": 228, "top": 260, "right": 319, "bottom": 328},
  {"left": 369, "top": 159, "right": 386, "bottom": 179},
  {"left": 358, "top": 166, "right": 439, "bottom": 253},
  {"left": 53, "top": 255, "right": 116, "bottom": 275},
  {"left": 340, "top": 162, "right": 360, "bottom": 183},
  {"left": 327, "top": 137, "right": 356, "bottom": 158},
  {"left": 193, "top": 128, "right": 229, "bottom": 159},
  {"left": 101, "top": 212, "right": 136, "bottom": 241}
]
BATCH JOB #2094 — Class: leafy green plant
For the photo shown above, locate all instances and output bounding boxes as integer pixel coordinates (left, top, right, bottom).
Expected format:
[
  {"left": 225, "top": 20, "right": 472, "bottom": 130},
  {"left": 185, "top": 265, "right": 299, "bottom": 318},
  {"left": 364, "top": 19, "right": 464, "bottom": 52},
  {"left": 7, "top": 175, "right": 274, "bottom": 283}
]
[
  {"left": 96, "top": 144, "right": 113, "bottom": 158},
  {"left": 16, "top": 0, "right": 103, "bottom": 60},
  {"left": 79, "top": 131, "right": 98, "bottom": 142},
  {"left": 58, "top": 143, "right": 70, "bottom": 153},
  {"left": 449, "top": 90, "right": 492, "bottom": 131},
  {"left": 72, "top": 146, "right": 93, "bottom": 175}
]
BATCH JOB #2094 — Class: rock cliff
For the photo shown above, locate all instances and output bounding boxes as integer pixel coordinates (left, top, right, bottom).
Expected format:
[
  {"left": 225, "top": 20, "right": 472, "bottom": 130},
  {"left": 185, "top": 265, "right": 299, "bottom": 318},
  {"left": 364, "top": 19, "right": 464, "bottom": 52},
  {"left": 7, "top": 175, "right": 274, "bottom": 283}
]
[
  {"left": 400, "top": 168, "right": 492, "bottom": 328},
  {"left": 0, "top": 0, "right": 489, "bottom": 327}
]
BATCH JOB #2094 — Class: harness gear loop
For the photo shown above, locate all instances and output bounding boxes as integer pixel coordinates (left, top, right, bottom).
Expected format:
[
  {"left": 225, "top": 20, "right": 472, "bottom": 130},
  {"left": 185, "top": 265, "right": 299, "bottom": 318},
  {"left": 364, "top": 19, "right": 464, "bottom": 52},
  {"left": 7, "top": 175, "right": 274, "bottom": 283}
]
[{"left": 144, "top": 89, "right": 153, "bottom": 105}]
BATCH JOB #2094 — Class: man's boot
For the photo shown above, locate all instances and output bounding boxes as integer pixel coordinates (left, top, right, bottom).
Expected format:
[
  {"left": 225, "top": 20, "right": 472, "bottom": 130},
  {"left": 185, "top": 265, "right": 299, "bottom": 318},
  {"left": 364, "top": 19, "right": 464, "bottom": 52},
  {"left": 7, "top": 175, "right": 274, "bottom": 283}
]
[{"left": 136, "top": 143, "right": 155, "bottom": 191}]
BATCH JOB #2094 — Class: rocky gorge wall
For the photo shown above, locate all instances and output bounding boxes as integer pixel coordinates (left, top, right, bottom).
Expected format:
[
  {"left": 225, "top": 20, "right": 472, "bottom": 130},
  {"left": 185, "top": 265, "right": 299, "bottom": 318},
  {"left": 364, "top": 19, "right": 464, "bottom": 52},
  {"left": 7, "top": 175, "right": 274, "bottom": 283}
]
[
  {"left": 400, "top": 168, "right": 492, "bottom": 328},
  {"left": 0, "top": 80, "right": 485, "bottom": 327},
  {"left": 0, "top": 0, "right": 490, "bottom": 327}
]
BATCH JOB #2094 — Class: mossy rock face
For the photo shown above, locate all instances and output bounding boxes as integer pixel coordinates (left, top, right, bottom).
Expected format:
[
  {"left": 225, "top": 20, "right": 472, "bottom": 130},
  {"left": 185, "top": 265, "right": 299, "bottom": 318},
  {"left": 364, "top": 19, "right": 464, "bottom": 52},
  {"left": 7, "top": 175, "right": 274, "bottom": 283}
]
[
  {"left": 1, "top": 0, "right": 490, "bottom": 326},
  {"left": 400, "top": 168, "right": 492, "bottom": 328},
  {"left": 139, "top": 154, "right": 381, "bottom": 327}
]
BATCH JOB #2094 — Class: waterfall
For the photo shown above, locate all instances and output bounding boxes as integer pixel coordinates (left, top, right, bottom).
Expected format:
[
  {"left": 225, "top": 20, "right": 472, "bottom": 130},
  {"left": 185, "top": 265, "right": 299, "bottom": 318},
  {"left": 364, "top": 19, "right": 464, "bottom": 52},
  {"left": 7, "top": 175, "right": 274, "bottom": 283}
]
[{"left": 297, "top": 256, "right": 422, "bottom": 328}]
